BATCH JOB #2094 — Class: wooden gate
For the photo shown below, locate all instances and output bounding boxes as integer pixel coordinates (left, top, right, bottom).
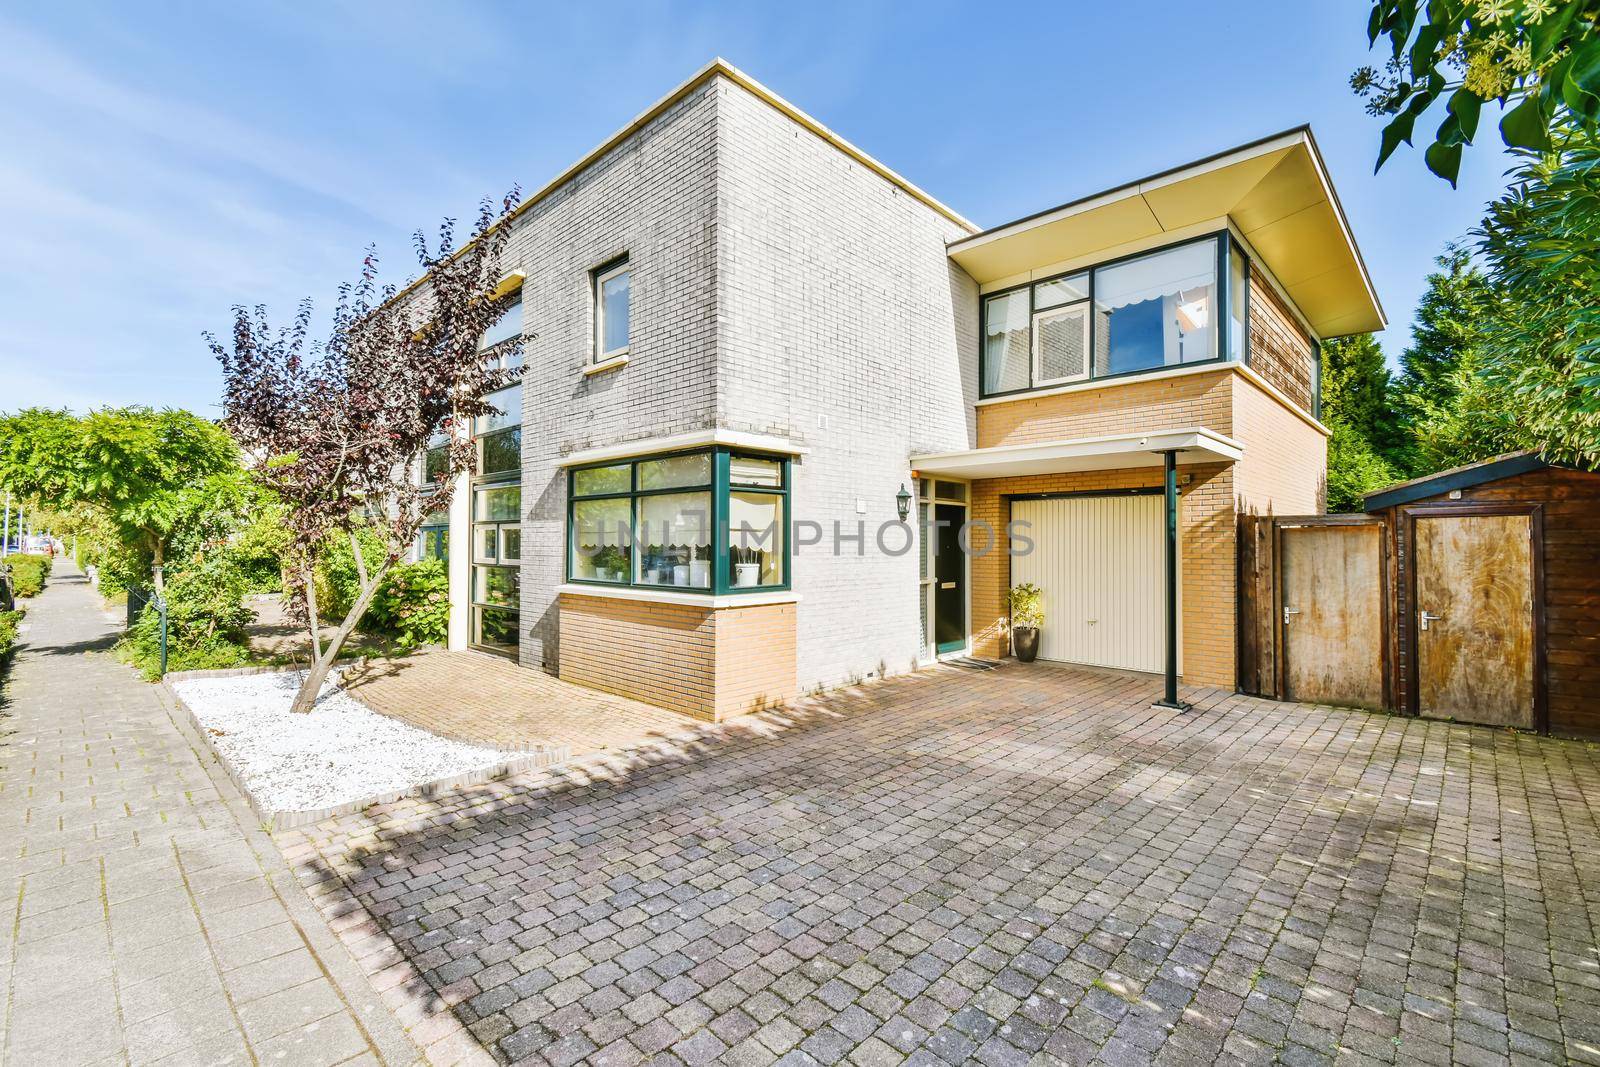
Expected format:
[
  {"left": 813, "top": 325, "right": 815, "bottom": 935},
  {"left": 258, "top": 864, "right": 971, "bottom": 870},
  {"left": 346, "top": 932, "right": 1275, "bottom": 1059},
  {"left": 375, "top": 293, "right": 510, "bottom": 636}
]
[
  {"left": 1238, "top": 514, "right": 1389, "bottom": 707},
  {"left": 1277, "top": 518, "right": 1387, "bottom": 707},
  {"left": 1407, "top": 506, "right": 1542, "bottom": 728}
]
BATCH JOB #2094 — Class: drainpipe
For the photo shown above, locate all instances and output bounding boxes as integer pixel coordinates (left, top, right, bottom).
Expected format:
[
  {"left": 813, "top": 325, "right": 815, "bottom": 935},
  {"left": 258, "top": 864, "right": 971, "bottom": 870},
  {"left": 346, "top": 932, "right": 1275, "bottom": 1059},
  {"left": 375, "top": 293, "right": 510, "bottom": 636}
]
[{"left": 1153, "top": 450, "right": 1191, "bottom": 712}]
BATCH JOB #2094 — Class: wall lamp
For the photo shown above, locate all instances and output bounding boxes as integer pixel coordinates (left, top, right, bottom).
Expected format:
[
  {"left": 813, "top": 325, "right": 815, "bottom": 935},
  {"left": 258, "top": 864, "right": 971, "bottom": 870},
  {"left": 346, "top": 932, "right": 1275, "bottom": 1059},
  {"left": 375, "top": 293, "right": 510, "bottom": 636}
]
[{"left": 896, "top": 483, "right": 912, "bottom": 522}]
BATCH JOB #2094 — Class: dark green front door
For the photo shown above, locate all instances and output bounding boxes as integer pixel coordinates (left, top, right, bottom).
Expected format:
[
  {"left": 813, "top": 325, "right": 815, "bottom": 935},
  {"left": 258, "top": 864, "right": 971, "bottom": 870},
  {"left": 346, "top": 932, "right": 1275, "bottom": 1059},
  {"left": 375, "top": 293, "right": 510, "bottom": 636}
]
[{"left": 934, "top": 502, "right": 966, "bottom": 654}]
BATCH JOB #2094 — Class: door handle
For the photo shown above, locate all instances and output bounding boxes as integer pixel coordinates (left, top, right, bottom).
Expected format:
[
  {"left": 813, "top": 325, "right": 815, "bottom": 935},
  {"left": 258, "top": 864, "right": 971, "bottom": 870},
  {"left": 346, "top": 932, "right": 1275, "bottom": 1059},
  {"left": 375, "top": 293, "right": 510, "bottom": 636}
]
[
  {"left": 1420, "top": 610, "right": 1443, "bottom": 631},
  {"left": 1283, "top": 608, "right": 1301, "bottom": 625},
  {"left": 939, "top": 582, "right": 956, "bottom": 590}
]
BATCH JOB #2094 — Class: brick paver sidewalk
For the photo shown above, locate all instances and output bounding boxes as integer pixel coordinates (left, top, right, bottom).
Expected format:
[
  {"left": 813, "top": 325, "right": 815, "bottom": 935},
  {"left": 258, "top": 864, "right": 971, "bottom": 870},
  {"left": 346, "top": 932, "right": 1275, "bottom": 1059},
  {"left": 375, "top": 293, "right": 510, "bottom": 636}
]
[
  {"left": 286, "top": 662, "right": 1600, "bottom": 1066},
  {"left": 0, "top": 561, "right": 418, "bottom": 1066}
]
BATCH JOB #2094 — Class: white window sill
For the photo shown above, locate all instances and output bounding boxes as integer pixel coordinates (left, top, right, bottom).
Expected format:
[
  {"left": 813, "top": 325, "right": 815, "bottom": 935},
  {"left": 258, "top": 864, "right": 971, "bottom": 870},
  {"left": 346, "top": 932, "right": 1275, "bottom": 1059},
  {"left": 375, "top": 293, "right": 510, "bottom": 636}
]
[
  {"left": 584, "top": 353, "right": 629, "bottom": 376},
  {"left": 557, "top": 583, "right": 799, "bottom": 609}
]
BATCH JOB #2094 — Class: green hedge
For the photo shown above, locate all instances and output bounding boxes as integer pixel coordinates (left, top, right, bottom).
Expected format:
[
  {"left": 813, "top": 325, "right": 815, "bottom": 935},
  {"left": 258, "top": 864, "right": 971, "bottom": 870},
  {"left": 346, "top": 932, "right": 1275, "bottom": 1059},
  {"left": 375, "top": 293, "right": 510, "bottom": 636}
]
[
  {"left": 3, "top": 554, "right": 51, "bottom": 599},
  {"left": 0, "top": 608, "right": 22, "bottom": 666},
  {"left": 122, "top": 549, "right": 254, "bottom": 681}
]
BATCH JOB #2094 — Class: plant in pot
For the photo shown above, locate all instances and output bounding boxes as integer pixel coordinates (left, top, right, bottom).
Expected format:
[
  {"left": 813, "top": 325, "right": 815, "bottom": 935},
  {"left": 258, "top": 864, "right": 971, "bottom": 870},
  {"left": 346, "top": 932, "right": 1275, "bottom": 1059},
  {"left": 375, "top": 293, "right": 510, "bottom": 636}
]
[
  {"left": 594, "top": 544, "right": 628, "bottom": 582},
  {"left": 689, "top": 544, "right": 710, "bottom": 588},
  {"left": 1009, "top": 582, "right": 1044, "bottom": 663},
  {"left": 731, "top": 545, "right": 762, "bottom": 588}
]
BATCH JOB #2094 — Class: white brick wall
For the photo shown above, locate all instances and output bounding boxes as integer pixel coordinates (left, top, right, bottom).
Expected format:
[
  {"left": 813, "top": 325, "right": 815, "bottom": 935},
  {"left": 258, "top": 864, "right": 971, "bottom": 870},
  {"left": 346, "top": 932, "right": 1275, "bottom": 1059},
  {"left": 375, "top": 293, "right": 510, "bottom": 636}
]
[
  {"left": 485, "top": 72, "right": 976, "bottom": 685},
  {"left": 713, "top": 80, "right": 977, "bottom": 689},
  {"left": 504, "top": 81, "right": 722, "bottom": 670}
]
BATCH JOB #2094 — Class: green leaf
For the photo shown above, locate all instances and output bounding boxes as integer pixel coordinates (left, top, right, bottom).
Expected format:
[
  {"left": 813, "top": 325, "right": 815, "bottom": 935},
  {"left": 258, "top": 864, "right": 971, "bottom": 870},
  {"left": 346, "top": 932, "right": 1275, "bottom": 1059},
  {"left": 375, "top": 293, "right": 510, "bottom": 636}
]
[
  {"left": 1447, "top": 89, "right": 1482, "bottom": 145},
  {"left": 1563, "top": 38, "right": 1600, "bottom": 121},
  {"left": 1425, "top": 139, "right": 1463, "bottom": 186},
  {"left": 1500, "top": 93, "right": 1551, "bottom": 151},
  {"left": 1377, "top": 91, "right": 1434, "bottom": 171}
]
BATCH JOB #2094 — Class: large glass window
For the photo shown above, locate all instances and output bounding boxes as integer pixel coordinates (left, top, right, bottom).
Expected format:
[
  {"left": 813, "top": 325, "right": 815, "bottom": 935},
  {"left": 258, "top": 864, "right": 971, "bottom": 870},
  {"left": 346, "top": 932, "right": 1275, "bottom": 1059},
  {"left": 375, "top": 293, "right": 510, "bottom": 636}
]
[
  {"left": 567, "top": 447, "right": 790, "bottom": 593},
  {"left": 978, "top": 232, "right": 1246, "bottom": 397},
  {"left": 595, "top": 258, "right": 630, "bottom": 361},
  {"left": 1099, "top": 239, "right": 1217, "bottom": 375},
  {"left": 471, "top": 485, "right": 520, "bottom": 654}
]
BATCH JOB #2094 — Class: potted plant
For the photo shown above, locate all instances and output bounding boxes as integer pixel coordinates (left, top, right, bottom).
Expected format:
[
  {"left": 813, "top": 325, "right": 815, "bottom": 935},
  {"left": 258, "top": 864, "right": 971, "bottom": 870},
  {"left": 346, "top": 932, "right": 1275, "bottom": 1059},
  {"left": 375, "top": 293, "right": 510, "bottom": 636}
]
[
  {"left": 689, "top": 544, "right": 710, "bottom": 588},
  {"left": 594, "top": 544, "right": 628, "bottom": 582},
  {"left": 1009, "top": 583, "right": 1044, "bottom": 663},
  {"left": 732, "top": 546, "right": 761, "bottom": 587}
]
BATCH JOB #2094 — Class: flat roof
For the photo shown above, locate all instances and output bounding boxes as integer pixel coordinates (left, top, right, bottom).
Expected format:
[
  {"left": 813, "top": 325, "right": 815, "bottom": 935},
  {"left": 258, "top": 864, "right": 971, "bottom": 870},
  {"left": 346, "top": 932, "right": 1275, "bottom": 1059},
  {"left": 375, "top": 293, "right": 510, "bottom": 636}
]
[
  {"left": 946, "top": 129, "right": 1385, "bottom": 338},
  {"left": 1362, "top": 451, "right": 1590, "bottom": 511}
]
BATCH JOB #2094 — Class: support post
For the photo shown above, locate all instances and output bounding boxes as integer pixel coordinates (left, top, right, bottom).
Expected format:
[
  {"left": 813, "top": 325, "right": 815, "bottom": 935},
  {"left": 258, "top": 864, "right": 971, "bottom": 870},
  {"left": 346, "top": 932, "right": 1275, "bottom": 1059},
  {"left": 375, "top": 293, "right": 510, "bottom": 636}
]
[{"left": 1153, "top": 450, "right": 1191, "bottom": 712}]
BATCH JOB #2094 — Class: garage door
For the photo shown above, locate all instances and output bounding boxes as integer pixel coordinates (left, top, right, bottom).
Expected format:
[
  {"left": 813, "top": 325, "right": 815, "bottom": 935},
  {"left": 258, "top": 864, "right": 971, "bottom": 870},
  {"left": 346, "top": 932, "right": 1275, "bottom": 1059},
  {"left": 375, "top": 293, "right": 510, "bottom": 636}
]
[{"left": 1011, "top": 494, "right": 1166, "bottom": 672}]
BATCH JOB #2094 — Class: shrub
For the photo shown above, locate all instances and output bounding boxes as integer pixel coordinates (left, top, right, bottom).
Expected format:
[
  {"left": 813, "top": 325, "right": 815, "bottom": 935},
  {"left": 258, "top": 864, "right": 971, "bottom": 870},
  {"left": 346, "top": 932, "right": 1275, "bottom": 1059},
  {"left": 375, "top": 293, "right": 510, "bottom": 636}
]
[
  {"left": 1009, "top": 583, "right": 1044, "bottom": 629},
  {"left": 0, "top": 608, "right": 23, "bottom": 666},
  {"left": 3, "top": 554, "right": 51, "bottom": 599},
  {"left": 311, "top": 526, "right": 390, "bottom": 622},
  {"left": 366, "top": 558, "right": 449, "bottom": 650},
  {"left": 122, "top": 548, "right": 255, "bottom": 680}
]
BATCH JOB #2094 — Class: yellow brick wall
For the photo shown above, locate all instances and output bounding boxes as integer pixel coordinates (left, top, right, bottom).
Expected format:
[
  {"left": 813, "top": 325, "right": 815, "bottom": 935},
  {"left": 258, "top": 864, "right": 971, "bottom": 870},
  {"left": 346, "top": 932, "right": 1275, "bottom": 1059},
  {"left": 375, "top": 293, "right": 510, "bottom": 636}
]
[
  {"left": 976, "top": 367, "right": 1234, "bottom": 448},
  {"left": 1232, "top": 373, "right": 1327, "bottom": 517},
  {"left": 557, "top": 593, "right": 796, "bottom": 721}
]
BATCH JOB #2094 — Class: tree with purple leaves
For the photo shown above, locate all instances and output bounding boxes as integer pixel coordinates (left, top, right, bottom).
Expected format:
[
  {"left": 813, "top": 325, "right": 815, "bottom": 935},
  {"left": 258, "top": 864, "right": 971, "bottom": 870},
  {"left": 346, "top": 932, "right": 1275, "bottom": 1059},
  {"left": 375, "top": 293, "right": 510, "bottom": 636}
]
[{"left": 210, "top": 191, "right": 524, "bottom": 713}]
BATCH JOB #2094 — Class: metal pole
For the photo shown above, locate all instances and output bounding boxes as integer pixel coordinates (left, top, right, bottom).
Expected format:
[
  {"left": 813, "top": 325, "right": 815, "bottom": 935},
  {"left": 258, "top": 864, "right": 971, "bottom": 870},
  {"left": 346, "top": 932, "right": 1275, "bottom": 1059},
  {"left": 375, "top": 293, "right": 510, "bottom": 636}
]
[
  {"left": 2, "top": 490, "right": 9, "bottom": 558},
  {"left": 157, "top": 594, "right": 169, "bottom": 677},
  {"left": 1153, "top": 450, "right": 1191, "bottom": 712}
]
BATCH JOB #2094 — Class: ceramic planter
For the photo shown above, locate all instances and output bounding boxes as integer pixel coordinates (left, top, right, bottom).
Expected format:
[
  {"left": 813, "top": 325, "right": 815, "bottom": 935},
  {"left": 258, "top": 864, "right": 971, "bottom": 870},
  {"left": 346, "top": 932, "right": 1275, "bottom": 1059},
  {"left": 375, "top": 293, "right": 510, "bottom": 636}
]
[{"left": 1013, "top": 626, "right": 1040, "bottom": 663}]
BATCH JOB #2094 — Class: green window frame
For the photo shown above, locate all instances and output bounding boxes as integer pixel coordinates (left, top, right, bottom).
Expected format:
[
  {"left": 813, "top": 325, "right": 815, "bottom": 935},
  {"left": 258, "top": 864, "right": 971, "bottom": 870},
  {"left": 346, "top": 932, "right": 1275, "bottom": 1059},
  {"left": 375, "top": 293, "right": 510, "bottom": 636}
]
[
  {"left": 979, "top": 230, "right": 1252, "bottom": 399},
  {"left": 566, "top": 446, "right": 791, "bottom": 595}
]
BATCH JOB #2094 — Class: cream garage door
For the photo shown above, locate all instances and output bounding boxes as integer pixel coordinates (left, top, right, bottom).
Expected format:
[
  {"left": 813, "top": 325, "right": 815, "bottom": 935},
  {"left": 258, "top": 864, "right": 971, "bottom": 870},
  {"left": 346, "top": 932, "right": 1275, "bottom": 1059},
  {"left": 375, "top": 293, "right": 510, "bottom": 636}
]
[{"left": 1011, "top": 494, "right": 1166, "bottom": 672}]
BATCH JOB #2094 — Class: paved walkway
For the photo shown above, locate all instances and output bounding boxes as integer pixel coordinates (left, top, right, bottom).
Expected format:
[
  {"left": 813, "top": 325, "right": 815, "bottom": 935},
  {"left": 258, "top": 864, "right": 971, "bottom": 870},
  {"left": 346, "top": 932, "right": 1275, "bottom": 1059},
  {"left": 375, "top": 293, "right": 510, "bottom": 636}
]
[
  {"left": 284, "top": 662, "right": 1600, "bottom": 1067},
  {"left": 341, "top": 651, "right": 696, "bottom": 756},
  {"left": 0, "top": 561, "right": 419, "bottom": 1066}
]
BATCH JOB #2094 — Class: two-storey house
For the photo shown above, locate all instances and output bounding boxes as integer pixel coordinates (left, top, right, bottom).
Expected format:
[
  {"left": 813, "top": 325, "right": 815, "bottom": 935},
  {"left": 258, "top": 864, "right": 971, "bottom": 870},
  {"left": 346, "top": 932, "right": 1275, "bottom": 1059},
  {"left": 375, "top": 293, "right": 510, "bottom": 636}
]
[{"left": 413, "top": 59, "right": 1384, "bottom": 721}]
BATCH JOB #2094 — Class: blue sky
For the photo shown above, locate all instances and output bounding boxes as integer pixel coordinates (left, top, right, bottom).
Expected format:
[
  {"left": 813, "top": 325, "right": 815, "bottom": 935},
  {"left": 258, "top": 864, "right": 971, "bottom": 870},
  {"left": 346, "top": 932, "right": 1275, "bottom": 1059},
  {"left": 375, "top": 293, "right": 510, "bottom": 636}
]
[{"left": 0, "top": 2, "right": 1513, "bottom": 416}]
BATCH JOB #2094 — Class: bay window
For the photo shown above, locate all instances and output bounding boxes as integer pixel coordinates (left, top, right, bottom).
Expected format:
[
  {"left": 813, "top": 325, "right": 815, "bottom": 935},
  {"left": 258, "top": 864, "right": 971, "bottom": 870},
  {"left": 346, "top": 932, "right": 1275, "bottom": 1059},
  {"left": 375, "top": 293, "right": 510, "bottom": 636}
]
[
  {"left": 568, "top": 448, "right": 790, "bottom": 593},
  {"left": 978, "top": 231, "right": 1251, "bottom": 397}
]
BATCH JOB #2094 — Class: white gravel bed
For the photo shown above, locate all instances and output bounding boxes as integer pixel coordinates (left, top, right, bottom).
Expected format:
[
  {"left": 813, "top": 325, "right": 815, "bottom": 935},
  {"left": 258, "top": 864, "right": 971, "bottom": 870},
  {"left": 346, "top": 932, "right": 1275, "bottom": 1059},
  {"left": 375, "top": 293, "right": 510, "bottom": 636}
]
[{"left": 171, "top": 670, "right": 511, "bottom": 813}]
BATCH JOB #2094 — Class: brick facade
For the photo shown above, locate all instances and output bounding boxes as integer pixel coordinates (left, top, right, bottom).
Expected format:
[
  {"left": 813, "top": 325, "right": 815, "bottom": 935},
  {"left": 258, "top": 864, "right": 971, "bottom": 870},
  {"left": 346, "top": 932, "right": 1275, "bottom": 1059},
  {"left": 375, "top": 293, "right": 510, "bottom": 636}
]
[{"left": 557, "top": 593, "right": 797, "bottom": 720}]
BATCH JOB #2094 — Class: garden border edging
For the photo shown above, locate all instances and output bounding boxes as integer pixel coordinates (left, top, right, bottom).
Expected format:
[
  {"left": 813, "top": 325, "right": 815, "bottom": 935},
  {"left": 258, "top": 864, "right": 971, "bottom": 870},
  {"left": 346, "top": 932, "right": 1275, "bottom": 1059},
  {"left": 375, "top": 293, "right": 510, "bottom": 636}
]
[{"left": 162, "top": 663, "right": 569, "bottom": 831}]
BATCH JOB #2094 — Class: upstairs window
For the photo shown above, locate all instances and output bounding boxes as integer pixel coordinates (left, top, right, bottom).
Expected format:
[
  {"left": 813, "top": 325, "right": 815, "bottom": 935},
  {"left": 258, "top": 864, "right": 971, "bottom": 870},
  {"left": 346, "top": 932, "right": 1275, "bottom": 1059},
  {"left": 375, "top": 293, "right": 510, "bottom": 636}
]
[
  {"left": 594, "top": 257, "right": 630, "bottom": 361},
  {"left": 979, "top": 232, "right": 1248, "bottom": 397}
]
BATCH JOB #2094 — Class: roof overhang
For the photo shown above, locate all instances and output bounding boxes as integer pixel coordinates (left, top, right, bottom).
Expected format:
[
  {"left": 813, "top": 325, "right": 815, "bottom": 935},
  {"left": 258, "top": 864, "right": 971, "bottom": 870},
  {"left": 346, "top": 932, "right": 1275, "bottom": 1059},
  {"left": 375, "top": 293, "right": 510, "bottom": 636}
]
[
  {"left": 910, "top": 428, "right": 1242, "bottom": 481},
  {"left": 556, "top": 428, "right": 808, "bottom": 467},
  {"left": 946, "top": 129, "right": 1385, "bottom": 338}
]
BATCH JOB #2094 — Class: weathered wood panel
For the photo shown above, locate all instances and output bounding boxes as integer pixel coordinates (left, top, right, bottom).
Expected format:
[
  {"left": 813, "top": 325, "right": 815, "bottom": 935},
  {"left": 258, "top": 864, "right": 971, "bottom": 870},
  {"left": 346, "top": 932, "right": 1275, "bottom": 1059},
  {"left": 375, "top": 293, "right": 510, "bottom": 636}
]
[
  {"left": 1413, "top": 513, "right": 1534, "bottom": 727},
  {"left": 1281, "top": 524, "right": 1386, "bottom": 708},
  {"left": 1237, "top": 514, "right": 1275, "bottom": 696}
]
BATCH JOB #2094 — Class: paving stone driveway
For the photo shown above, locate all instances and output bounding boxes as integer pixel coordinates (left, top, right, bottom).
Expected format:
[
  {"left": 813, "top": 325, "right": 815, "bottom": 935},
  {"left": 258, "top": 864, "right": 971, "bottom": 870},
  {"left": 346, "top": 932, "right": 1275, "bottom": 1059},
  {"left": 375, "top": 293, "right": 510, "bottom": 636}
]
[{"left": 285, "top": 663, "right": 1600, "bottom": 1067}]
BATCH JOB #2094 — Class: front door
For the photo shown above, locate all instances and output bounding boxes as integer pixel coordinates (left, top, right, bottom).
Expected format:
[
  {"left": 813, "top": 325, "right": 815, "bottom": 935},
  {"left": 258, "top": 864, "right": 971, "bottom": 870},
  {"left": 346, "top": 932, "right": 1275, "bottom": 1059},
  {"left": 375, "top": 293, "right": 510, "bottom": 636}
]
[
  {"left": 1414, "top": 511, "right": 1536, "bottom": 727},
  {"left": 934, "top": 502, "right": 966, "bottom": 654}
]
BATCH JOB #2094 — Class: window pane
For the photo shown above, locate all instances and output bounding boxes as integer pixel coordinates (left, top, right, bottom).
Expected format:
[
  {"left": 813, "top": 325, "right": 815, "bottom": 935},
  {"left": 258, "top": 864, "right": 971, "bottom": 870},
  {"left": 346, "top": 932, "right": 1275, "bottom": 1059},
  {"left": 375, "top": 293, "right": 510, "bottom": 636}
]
[
  {"left": 1097, "top": 239, "right": 1217, "bottom": 376},
  {"left": 422, "top": 503, "right": 449, "bottom": 526},
  {"left": 636, "top": 492, "right": 711, "bottom": 587},
  {"left": 983, "top": 291, "right": 1030, "bottom": 394},
  {"left": 501, "top": 527, "right": 521, "bottom": 562},
  {"left": 475, "top": 523, "right": 498, "bottom": 563},
  {"left": 480, "top": 296, "right": 522, "bottom": 351},
  {"left": 600, "top": 268, "right": 630, "bottom": 355},
  {"left": 473, "top": 606, "right": 518, "bottom": 653},
  {"left": 424, "top": 444, "right": 449, "bottom": 484},
  {"left": 935, "top": 481, "right": 966, "bottom": 502},
  {"left": 473, "top": 564, "right": 519, "bottom": 607},
  {"left": 475, "top": 485, "right": 520, "bottom": 522},
  {"left": 571, "top": 498, "right": 632, "bottom": 582},
  {"left": 475, "top": 384, "right": 521, "bottom": 434},
  {"left": 1229, "top": 246, "right": 1248, "bottom": 363},
  {"left": 729, "top": 455, "right": 782, "bottom": 487},
  {"left": 1035, "top": 305, "right": 1089, "bottom": 384},
  {"left": 638, "top": 451, "right": 711, "bottom": 490},
  {"left": 1033, "top": 271, "right": 1088, "bottom": 310},
  {"left": 479, "top": 427, "right": 520, "bottom": 477},
  {"left": 419, "top": 527, "right": 448, "bottom": 563},
  {"left": 728, "top": 492, "right": 784, "bottom": 587},
  {"left": 573, "top": 463, "right": 630, "bottom": 496}
]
